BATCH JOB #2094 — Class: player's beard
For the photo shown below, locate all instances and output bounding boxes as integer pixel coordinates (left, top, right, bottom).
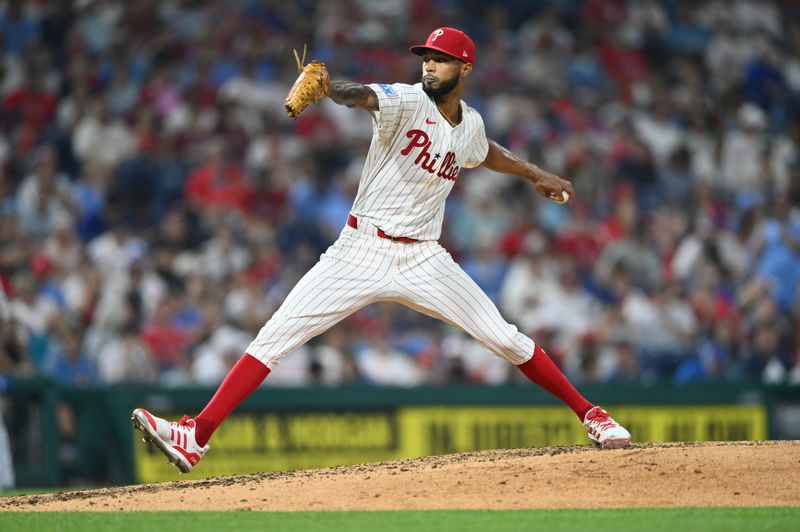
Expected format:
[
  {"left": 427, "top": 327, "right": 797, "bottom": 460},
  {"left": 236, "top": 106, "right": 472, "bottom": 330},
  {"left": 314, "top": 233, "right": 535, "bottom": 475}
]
[{"left": 422, "top": 74, "right": 459, "bottom": 99}]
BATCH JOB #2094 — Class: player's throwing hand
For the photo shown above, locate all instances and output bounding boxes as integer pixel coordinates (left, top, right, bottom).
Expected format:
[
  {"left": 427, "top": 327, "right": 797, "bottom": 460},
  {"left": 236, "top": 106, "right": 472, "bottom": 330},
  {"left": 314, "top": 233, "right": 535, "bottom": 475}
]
[{"left": 532, "top": 168, "right": 574, "bottom": 204}]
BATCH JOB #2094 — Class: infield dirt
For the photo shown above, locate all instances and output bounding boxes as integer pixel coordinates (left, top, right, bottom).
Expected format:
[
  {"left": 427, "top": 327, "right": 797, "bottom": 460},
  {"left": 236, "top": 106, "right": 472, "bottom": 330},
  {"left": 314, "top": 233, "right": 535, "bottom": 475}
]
[{"left": 2, "top": 441, "right": 798, "bottom": 511}]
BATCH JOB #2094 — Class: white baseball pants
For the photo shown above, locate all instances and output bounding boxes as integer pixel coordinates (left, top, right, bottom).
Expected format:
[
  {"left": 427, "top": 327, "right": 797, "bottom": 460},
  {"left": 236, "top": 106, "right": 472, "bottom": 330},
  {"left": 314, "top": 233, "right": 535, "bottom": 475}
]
[{"left": 246, "top": 221, "right": 535, "bottom": 368}]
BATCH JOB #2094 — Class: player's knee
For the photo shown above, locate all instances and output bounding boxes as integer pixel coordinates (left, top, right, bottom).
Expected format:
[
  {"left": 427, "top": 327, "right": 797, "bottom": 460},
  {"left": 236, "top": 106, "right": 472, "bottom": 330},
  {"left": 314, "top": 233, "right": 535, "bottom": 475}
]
[{"left": 491, "top": 335, "right": 522, "bottom": 360}]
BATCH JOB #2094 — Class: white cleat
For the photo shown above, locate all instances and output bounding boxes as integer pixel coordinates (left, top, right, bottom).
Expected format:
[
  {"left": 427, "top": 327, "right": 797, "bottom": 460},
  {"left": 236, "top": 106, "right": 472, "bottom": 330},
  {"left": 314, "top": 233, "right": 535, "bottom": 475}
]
[
  {"left": 131, "top": 408, "right": 209, "bottom": 473},
  {"left": 583, "top": 406, "right": 632, "bottom": 449}
]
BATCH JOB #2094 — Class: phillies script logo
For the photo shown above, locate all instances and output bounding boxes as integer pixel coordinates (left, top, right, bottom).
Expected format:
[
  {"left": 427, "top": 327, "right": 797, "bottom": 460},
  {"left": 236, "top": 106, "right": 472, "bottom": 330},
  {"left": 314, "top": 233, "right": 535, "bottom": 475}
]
[{"left": 400, "top": 129, "right": 460, "bottom": 181}]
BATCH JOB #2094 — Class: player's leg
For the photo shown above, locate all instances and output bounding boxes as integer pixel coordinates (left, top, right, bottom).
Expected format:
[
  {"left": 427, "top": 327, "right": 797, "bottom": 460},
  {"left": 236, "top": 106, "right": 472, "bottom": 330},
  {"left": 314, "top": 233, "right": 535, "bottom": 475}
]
[
  {"left": 394, "top": 245, "right": 592, "bottom": 417},
  {"left": 133, "top": 228, "right": 395, "bottom": 470},
  {"left": 198, "top": 229, "right": 397, "bottom": 435},
  {"left": 394, "top": 242, "right": 630, "bottom": 447}
]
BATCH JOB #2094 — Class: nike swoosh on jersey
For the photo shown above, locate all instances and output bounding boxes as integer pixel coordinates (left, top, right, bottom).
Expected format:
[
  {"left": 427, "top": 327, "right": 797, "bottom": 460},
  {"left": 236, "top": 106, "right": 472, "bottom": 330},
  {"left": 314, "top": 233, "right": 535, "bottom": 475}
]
[{"left": 425, "top": 118, "right": 437, "bottom": 124}]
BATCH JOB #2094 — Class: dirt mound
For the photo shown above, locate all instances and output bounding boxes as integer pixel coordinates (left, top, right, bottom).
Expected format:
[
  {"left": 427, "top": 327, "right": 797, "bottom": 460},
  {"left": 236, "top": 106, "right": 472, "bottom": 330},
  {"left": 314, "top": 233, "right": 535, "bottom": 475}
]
[{"left": 2, "top": 441, "right": 798, "bottom": 511}]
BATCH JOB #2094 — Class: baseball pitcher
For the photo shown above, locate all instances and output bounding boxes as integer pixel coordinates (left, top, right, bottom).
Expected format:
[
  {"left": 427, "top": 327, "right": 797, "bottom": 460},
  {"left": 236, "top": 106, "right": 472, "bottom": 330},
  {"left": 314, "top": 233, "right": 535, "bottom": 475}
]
[{"left": 133, "top": 28, "right": 631, "bottom": 473}]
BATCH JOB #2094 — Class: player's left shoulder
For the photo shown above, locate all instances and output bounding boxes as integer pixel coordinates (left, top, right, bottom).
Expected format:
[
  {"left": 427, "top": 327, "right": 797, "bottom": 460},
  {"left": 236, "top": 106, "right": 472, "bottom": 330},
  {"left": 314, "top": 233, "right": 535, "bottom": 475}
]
[{"left": 460, "top": 101, "right": 486, "bottom": 130}]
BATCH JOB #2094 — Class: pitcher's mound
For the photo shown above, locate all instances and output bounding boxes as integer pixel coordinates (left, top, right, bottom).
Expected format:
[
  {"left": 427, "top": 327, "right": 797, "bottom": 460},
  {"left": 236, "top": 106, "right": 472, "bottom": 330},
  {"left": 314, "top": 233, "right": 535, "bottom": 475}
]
[{"left": 2, "top": 441, "right": 798, "bottom": 511}]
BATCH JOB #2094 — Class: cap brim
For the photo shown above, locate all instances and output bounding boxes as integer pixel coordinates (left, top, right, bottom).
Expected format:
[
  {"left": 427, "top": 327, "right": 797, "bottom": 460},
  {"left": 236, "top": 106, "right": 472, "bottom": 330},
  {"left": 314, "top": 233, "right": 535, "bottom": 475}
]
[{"left": 409, "top": 45, "right": 467, "bottom": 63}]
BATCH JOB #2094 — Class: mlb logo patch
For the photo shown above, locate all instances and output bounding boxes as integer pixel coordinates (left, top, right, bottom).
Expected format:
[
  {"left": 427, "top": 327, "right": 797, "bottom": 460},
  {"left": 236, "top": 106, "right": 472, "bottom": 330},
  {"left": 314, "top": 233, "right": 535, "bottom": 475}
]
[{"left": 378, "top": 83, "right": 398, "bottom": 97}]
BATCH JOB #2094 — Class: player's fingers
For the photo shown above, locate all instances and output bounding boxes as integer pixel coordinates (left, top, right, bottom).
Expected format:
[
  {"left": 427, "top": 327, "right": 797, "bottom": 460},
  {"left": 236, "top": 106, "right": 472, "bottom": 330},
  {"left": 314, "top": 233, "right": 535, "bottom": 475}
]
[{"left": 549, "top": 190, "right": 571, "bottom": 204}]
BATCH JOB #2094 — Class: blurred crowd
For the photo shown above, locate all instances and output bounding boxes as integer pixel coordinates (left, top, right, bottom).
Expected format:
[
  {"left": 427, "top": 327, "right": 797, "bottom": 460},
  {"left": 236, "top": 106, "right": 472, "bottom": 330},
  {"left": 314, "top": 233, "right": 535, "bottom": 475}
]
[{"left": 1, "top": 0, "right": 799, "bottom": 390}]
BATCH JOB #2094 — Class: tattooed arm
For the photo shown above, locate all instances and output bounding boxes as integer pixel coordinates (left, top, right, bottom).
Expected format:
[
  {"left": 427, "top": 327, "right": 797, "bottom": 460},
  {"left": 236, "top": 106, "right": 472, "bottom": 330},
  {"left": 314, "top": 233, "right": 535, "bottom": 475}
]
[{"left": 328, "top": 81, "right": 379, "bottom": 111}]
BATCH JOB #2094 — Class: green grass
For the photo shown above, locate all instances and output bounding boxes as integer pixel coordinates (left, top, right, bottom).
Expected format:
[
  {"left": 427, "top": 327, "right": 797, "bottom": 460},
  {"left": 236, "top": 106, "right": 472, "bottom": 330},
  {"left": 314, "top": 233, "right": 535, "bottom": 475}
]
[{"left": 0, "top": 508, "right": 798, "bottom": 532}]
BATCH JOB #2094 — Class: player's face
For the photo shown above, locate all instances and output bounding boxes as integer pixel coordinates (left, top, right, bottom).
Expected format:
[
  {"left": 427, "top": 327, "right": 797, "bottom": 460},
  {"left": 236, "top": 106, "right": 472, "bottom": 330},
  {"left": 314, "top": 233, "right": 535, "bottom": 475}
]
[{"left": 420, "top": 52, "right": 469, "bottom": 97}]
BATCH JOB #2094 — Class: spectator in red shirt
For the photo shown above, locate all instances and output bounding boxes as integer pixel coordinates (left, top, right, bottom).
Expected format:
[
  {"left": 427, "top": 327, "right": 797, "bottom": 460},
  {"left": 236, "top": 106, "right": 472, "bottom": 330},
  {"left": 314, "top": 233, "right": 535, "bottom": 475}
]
[
  {"left": 184, "top": 139, "right": 249, "bottom": 213},
  {"left": 141, "top": 296, "right": 191, "bottom": 370},
  {"left": 3, "top": 69, "right": 57, "bottom": 133},
  {"left": 553, "top": 201, "right": 602, "bottom": 275},
  {"left": 597, "top": 32, "right": 649, "bottom": 103}
]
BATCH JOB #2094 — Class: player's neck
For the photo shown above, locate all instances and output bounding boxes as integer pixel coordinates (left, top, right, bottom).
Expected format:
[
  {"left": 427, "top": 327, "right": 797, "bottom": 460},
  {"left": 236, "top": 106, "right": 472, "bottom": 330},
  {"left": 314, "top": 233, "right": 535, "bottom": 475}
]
[{"left": 433, "top": 91, "right": 463, "bottom": 126}]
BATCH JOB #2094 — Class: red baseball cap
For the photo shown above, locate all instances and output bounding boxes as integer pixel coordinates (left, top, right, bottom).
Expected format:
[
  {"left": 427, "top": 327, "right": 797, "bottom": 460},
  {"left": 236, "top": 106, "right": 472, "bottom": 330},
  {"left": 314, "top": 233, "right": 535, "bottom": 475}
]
[{"left": 409, "top": 27, "right": 476, "bottom": 64}]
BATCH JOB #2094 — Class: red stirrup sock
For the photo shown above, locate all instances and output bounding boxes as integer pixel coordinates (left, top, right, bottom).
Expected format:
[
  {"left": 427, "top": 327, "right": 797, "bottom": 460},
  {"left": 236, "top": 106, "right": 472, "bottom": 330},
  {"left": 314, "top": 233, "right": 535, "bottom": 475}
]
[
  {"left": 194, "top": 353, "right": 270, "bottom": 447},
  {"left": 516, "top": 345, "right": 594, "bottom": 421}
]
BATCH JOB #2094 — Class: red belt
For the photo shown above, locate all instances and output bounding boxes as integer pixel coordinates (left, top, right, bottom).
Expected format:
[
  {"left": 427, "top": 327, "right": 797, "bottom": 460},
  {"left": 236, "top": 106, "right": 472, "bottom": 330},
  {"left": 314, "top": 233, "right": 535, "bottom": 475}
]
[{"left": 347, "top": 214, "right": 419, "bottom": 243}]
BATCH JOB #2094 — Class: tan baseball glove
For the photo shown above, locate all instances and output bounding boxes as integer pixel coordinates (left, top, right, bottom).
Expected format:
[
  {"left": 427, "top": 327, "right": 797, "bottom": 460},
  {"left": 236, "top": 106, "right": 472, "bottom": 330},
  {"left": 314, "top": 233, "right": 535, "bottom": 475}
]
[{"left": 284, "top": 45, "right": 330, "bottom": 119}]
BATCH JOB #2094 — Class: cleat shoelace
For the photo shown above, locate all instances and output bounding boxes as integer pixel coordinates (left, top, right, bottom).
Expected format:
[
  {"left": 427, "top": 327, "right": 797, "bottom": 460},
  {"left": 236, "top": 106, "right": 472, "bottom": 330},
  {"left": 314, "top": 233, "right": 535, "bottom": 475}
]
[
  {"left": 168, "top": 415, "right": 193, "bottom": 448},
  {"left": 589, "top": 410, "right": 617, "bottom": 431}
]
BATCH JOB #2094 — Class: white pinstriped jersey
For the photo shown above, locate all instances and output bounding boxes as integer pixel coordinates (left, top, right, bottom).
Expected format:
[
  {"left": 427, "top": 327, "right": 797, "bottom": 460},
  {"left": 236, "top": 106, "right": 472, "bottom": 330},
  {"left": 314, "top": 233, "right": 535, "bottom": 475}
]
[
  {"left": 246, "top": 81, "right": 536, "bottom": 373},
  {"left": 349, "top": 82, "right": 489, "bottom": 241}
]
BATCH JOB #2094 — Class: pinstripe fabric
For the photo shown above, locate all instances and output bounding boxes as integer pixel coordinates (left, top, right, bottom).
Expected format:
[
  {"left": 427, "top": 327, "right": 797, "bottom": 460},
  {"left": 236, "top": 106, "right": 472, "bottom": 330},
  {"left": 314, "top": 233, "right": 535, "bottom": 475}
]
[
  {"left": 391, "top": 236, "right": 535, "bottom": 365},
  {"left": 350, "top": 83, "right": 489, "bottom": 241},
  {"left": 247, "top": 82, "right": 530, "bottom": 370},
  {"left": 246, "top": 226, "right": 395, "bottom": 367},
  {"left": 246, "top": 226, "right": 535, "bottom": 369}
]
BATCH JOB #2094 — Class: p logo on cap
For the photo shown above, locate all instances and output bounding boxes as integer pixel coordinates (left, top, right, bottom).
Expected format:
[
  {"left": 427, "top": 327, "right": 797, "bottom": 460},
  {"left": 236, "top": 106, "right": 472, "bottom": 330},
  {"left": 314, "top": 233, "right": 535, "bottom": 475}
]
[{"left": 409, "top": 27, "right": 476, "bottom": 64}]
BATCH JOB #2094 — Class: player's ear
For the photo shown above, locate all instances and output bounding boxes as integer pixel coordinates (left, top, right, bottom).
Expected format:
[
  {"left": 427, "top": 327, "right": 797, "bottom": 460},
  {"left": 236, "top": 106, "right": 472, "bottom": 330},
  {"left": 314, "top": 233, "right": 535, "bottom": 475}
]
[{"left": 461, "top": 63, "right": 472, "bottom": 78}]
